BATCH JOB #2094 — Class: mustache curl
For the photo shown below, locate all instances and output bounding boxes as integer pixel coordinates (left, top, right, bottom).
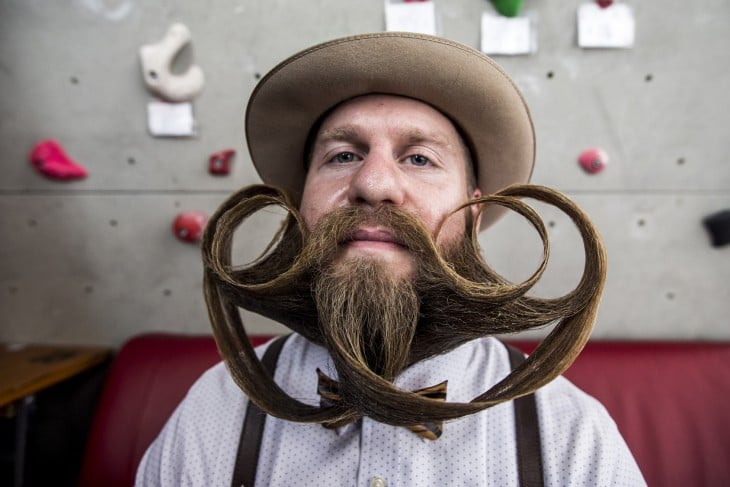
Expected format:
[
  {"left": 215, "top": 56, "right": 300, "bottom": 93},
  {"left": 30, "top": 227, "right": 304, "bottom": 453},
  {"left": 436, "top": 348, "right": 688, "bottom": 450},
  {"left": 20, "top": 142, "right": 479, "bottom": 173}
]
[{"left": 202, "top": 184, "right": 607, "bottom": 427}]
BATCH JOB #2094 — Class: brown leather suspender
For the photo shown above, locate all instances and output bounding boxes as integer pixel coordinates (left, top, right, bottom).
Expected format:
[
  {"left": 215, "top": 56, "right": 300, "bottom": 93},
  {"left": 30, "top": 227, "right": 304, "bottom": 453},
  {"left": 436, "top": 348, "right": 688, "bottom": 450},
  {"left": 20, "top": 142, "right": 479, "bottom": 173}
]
[
  {"left": 507, "top": 345, "right": 546, "bottom": 487},
  {"left": 231, "top": 335, "right": 289, "bottom": 487},
  {"left": 231, "top": 338, "right": 544, "bottom": 487}
]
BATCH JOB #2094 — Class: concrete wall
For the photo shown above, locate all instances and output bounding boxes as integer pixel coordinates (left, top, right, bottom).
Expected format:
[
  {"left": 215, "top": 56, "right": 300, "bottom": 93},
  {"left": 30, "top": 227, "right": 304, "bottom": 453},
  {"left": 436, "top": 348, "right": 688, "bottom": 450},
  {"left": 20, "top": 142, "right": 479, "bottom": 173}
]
[{"left": 1, "top": 0, "right": 728, "bottom": 346}]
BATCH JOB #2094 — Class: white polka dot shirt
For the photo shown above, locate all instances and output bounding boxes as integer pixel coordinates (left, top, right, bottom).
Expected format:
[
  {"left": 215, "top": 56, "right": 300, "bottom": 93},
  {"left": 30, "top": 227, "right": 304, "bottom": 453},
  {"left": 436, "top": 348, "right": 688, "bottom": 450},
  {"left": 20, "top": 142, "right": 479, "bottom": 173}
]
[{"left": 136, "top": 335, "right": 646, "bottom": 486}]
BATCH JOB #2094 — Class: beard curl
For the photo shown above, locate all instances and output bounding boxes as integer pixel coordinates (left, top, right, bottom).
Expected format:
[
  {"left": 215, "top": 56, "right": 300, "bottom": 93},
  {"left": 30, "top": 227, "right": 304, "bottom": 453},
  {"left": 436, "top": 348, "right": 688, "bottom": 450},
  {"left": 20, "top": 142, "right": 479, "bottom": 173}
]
[{"left": 202, "top": 183, "right": 607, "bottom": 427}]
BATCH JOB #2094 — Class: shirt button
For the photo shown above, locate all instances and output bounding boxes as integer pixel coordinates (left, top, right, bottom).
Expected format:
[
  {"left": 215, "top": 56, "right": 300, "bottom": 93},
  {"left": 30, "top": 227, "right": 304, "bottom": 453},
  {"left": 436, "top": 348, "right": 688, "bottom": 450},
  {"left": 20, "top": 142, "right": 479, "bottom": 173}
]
[{"left": 369, "top": 476, "right": 387, "bottom": 487}]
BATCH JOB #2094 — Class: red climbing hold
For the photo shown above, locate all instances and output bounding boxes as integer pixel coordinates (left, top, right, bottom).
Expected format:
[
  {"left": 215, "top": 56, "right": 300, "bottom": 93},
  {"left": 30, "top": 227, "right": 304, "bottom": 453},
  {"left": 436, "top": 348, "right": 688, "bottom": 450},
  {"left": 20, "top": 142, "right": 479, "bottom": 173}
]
[
  {"left": 29, "top": 139, "right": 88, "bottom": 180},
  {"left": 596, "top": 0, "right": 614, "bottom": 9},
  {"left": 208, "top": 149, "right": 235, "bottom": 175},
  {"left": 578, "top": 148, "right": 609, "bottom": 174},
  {"left": 173, "top": 211, "right": 208, "bottom": 243}
]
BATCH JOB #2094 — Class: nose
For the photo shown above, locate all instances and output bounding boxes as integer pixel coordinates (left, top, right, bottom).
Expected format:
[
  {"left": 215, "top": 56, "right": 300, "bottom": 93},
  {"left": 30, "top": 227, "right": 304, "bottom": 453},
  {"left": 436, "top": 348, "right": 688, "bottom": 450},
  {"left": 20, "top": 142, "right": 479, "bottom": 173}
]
[{"left": 346, "top": 151, "right": 406, "bottom": 208}]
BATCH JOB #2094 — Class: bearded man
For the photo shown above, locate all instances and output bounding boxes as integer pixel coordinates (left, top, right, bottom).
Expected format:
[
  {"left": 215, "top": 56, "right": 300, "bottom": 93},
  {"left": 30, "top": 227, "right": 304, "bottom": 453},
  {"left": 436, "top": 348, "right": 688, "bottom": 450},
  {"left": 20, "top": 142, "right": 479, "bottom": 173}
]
[{"left": 136, "top": 33, "right": 645, "bottom": 486}]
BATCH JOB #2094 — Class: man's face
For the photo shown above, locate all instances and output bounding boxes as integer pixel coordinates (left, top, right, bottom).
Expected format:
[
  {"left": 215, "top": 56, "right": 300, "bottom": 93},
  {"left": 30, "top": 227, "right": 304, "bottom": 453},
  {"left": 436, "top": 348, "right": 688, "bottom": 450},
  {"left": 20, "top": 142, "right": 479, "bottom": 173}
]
[{"left": 300, "top": 94, "right": 481, "bottom": 279}]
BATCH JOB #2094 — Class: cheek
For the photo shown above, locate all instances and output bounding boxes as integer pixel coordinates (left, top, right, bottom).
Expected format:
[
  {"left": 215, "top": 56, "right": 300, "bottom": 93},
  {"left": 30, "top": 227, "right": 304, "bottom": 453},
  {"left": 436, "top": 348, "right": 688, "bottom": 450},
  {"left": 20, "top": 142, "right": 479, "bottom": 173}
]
[
  {"left": 299, "top": 179, "right": 343, "bottom": 229},
  {"left": 299, "top": 198, "right": 322, "bottom": 230},
  {"left": 415, "top": 190, "right": 468, "bottom": 240},
  {"left": 419, "top": 195, "right": 472, "bottom": 251},
  {"left": 434, "top": 211, "right": 468, "bottom": 249}
]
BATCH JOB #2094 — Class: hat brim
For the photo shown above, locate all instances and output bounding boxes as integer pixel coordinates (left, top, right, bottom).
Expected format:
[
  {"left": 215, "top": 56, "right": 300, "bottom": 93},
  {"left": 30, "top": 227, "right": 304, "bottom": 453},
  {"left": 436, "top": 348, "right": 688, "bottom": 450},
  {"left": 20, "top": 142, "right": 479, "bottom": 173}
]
[{"left": 245, "top": 32, "right": 535, "bottom": 230}]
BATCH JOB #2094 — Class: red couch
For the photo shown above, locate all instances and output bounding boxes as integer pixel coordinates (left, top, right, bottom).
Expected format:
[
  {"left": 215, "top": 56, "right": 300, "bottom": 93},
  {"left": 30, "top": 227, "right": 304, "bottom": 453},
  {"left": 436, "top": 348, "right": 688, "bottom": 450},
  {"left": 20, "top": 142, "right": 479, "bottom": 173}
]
[{"left": 79, "top": 334, "right": 730, "bottom": 486}]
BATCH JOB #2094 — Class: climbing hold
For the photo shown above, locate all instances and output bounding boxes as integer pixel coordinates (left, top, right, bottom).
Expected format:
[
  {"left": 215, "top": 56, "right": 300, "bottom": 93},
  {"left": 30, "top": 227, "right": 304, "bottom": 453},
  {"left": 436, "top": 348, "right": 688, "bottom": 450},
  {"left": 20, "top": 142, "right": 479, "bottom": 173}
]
[
  {"left": 578, "top": 148, "right": 609, "bottom": 174},
  {"left": 703, "top": 210, "right": 730, "bottom": 247},
  {"left": 208, "top": 149, "right": 235, "bottom": 175},
  {"left": 29, "top": 139, "right": 88, "bottom": 180},
  {"left": 173, "top": 211, "right": 208, "bottom": 243},
  {"left": 491, "top": 0, "right": 523, "bottom": 17},
  {"left": 140, "top": 23, "right": 205, "bottom": 102},
  {"left": 596, "top": 0, "right": 614, "bottom": 8}
]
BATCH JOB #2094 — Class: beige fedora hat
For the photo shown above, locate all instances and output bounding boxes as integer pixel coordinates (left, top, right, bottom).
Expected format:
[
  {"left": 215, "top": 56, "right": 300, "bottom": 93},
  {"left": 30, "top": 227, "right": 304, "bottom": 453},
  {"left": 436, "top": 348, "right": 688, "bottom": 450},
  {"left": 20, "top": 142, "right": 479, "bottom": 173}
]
[{"left": 245, "top": 32, "right": 535, "bottom": 230}]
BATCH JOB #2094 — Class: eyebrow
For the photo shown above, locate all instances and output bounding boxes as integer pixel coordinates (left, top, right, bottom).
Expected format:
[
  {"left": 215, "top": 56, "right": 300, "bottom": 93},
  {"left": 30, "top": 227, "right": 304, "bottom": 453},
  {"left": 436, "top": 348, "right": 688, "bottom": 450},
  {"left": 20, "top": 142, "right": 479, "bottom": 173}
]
[
  {"left": 400, "top": 127, "right": 452, "bottom": 150},
  {"left": 315, "top": 125, "right": 453, "bottom": 150},
  {"left": 315, "top": 125, "right": 362, "bottom": 145}
]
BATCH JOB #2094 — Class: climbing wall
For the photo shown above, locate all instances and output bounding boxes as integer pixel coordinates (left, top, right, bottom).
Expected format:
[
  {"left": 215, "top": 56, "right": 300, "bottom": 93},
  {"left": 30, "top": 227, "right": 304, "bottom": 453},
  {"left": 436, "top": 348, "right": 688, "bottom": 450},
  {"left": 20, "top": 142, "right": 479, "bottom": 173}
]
[{"left": 0, "top": 0, "right": 728, "bottom": 346}]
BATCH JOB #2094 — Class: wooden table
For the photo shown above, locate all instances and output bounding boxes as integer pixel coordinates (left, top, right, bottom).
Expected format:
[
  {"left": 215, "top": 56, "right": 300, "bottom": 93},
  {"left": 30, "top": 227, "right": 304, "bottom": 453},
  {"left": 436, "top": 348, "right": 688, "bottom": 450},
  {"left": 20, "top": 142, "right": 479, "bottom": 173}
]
[
  {"left": 0, "top": 343, "right": 111, "bottom": 487},
  {"left": 0, "top": 343, "right": 110, "bottom": 408}
]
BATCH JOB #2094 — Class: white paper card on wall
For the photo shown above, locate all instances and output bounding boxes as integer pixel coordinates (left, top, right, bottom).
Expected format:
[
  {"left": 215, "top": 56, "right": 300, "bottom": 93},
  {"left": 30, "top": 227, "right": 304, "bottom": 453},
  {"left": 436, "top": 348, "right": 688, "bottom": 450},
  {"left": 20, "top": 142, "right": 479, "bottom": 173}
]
[
  {"left": 577, "top": 3, "right": 635, "bottom": 48},
  {"left": 147, "top": 100, "right": 196, "bottom": 137},
  {"left": 385, "top": 0, "right": 437, "bottom": 35},
  {"left": 481, "top": 11, "right": 533, "bottom": 55}
]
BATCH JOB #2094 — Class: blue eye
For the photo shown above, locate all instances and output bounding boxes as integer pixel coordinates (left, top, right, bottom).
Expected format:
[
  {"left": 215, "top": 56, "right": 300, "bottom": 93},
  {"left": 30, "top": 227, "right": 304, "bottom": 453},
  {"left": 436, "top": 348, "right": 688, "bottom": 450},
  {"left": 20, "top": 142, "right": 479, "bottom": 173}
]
[
  {"left": 333, "top": 152, "right": 356, "bottom": 163},
  {"left": 409, "top": 154, "right": 430, "bottom": 166}
]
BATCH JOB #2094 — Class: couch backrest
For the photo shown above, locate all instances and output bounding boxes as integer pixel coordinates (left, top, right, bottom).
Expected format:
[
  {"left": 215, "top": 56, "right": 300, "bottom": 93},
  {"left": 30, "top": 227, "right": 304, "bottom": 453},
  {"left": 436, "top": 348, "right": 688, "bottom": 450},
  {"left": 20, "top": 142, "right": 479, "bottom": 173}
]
[
  {"left": 79, "top": 336, "right": 730, "bottom": 487},
  {"left": 513, "top": 341, "right": 730, "bottom": 486},
  {"left": 78, "top": 334, "right": 270, "bottom": 487}
]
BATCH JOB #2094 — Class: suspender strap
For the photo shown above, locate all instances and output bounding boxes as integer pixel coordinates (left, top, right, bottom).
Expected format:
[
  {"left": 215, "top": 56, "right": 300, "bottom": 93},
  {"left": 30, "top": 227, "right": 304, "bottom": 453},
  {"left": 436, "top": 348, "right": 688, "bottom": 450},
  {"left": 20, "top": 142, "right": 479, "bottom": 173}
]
[
  {"left": 231, "top": 335, "right": 290, "bottom": 487},
  {"left": 507, "top": 345, "right": 546, "bottom": 487}
]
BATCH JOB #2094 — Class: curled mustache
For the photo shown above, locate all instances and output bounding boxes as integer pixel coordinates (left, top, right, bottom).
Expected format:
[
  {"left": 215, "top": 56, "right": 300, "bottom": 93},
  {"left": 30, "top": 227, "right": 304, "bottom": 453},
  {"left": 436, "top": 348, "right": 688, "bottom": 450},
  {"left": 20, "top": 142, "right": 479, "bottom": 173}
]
[{"left": 202, "top": 184, "right": 607, "bottom": 427}]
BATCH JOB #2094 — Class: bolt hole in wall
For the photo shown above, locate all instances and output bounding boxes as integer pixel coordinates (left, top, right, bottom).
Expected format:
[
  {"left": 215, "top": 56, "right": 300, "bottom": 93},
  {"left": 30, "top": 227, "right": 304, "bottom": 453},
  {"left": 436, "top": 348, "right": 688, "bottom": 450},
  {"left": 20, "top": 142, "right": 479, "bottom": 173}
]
[
  {"left": 70, "top": 76, "right": 79, "bottom": 85},
  {"left": 645, "top": 73, "right": 653, "bottom": 82},
  {"left": 676, "top": 157, "right": 685, "bottom": 165},
  {"left": 109, "top": 219, "right": 118, "bottom": 227},
  {"left": 546, "top": 71, "right": 554, "bottom": 79},
  {"left": 127, "top": 156, "right": 136, "bottom": 165}
]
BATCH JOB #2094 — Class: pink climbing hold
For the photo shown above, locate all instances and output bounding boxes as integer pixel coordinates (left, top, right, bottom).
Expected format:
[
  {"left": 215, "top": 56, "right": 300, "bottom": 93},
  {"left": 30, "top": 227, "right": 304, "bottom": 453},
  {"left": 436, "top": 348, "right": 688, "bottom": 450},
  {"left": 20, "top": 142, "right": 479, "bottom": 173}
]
[
  {"left": 173, "top": 211, "right": 208, "bottom": 243},
  {"left": 29, "top": 139, "right": 88, "bottom": 180}
]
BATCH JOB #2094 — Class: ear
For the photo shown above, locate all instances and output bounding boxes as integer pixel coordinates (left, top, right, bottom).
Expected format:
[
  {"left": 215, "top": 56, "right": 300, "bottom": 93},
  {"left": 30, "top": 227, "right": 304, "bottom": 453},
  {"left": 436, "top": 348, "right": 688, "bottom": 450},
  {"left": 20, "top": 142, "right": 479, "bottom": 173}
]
[{"left": 469, "top": 188, "right": 483, "bottom": 230}]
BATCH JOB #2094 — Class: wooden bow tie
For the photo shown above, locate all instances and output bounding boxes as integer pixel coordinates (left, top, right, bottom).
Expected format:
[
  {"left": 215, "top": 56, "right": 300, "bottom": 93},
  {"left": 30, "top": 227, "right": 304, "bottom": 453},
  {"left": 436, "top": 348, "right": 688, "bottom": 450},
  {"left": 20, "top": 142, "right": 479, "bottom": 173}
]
[{"left": 316, "top": 368, "right": 448, "bottom": 440}]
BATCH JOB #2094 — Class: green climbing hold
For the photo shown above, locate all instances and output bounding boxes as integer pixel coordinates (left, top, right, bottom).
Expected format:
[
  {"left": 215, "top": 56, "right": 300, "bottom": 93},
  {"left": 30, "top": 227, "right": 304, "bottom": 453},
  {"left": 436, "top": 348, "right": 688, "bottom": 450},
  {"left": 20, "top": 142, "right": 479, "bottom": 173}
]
[{"left": 491, "top": 0, "right": 523, "bottom": 18}]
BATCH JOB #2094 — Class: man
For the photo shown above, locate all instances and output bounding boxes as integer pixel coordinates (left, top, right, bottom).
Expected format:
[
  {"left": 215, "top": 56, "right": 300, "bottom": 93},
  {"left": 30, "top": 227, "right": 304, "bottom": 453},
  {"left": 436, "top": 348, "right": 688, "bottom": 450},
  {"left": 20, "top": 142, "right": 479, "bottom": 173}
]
[{"left": 137, "top": 33, "right": 645, "bottom": 486}]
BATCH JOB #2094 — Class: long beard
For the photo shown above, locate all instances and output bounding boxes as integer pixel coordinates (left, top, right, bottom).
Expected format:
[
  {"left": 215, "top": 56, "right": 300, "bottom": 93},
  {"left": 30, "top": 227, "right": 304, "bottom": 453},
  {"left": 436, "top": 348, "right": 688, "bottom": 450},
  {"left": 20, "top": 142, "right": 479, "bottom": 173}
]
[
  {"left": 202, "top": 184, "right": 607, "bottom": 427},
  {"left": 315, "top": 257, "right": 419, "bottom": 382}
]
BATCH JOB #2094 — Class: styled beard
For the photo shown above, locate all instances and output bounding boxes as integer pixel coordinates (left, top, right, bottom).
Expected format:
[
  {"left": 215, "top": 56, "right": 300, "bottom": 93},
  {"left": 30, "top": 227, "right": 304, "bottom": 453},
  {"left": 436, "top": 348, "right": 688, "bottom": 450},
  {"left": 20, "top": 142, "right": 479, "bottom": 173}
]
[
  {"left": 315, "top": 258, "right": 419, "bottom": 381},
  {"left": 202, "top": 184, "right": 607, "bottom": 427}
]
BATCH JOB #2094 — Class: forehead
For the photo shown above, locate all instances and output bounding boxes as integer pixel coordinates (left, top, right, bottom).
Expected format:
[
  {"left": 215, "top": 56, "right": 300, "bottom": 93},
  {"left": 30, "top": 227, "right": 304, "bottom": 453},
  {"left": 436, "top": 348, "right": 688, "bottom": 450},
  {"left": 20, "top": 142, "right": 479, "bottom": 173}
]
[{"left": 316, "top": 94, "right": 461, "bottom": 140}]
